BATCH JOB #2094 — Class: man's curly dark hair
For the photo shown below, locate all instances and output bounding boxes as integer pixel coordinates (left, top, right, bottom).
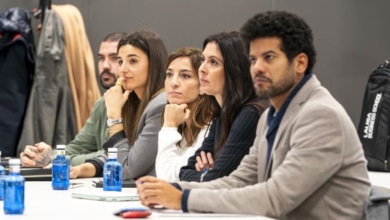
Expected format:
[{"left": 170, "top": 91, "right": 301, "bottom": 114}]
[{"left": 240, "top": 11, "right": 316, "bottom": 74}]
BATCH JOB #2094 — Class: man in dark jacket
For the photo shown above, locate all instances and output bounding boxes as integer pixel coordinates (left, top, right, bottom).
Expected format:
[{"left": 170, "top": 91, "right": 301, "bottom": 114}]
[{"left": 0, "top": 7, "right": 35, "bottom": 156}]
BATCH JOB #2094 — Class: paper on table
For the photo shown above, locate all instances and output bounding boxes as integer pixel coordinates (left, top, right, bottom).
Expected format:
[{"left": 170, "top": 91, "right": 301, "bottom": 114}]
[
  {"left": 154, "top": 209, "right": 261, "bottom": 218},
  {"left": 71, "top": 190, "right": 139, "bottom": 202}
]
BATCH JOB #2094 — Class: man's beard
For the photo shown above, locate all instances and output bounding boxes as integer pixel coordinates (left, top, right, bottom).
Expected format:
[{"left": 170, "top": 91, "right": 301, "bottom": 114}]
[
  {"left": 254, "top": 68, "right": 295, "bottom": 99},
  {"left": 99, "top": 69, "right": 117, "bottom": 90}
]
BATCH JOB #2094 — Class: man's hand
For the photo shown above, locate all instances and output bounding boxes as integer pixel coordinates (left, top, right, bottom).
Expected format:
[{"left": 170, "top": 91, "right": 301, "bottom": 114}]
[
  {"left": 195, "top": 151, "right": 214, "bottom": 171},
  {"left": 20, "top": 142, "right": 53, "bottom": 167},
  {"left": 136, "top": 176, "right": 182, "bottom": 210}
]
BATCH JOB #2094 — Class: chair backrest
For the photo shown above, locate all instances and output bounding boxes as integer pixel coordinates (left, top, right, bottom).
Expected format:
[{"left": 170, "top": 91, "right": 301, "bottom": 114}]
[{"left": 365, "top": 185, "right": 390, "bottom": 220}]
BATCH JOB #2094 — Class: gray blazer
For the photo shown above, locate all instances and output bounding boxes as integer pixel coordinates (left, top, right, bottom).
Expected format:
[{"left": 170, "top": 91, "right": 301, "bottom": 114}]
[
  {"left": 177, "top": 75, "right": 371, "bottom": 220},
  {"left": 89, "top": 92, "right": 166, "bottom": 180}
]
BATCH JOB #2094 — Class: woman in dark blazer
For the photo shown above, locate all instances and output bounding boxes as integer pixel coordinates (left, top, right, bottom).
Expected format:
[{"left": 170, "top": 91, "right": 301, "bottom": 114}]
[{"left": 178, "top": 31, "right": 268, "bottom": 182}]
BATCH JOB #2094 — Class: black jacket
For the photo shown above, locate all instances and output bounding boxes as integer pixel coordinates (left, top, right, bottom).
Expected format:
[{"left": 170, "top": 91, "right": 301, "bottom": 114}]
[{"left": 0, "top": 7, "right": 35, "bottom": 156}]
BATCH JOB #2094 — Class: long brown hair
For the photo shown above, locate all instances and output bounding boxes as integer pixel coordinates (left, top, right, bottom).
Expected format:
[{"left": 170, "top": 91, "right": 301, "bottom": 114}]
[
  {"left": 163, "top": 47, "right": 217, "bottom": 146},
  {"left": 118, "top": 30, "right": 168, "bottom": 145}
]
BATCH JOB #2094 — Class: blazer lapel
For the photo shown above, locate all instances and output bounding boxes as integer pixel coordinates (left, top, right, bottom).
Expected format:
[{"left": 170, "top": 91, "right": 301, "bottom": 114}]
[
  {"left": 264, "top": 75, "right": 321, "bottom": 178},
  {"left": 256, "top": 112, "right": 269, "bottom": 181}
]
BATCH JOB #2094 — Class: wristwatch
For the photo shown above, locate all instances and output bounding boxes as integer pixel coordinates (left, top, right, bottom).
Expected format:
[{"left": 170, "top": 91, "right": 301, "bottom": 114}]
[{"left": 107, "top": 118, "right": 123, "bottom": 127}]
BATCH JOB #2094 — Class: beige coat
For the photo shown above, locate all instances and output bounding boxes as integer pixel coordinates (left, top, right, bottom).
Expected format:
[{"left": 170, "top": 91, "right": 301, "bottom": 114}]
[
  {"left": 52, "top": 5, "right": 101, "bottom": 132},
  {"left": 177, "top": 75, "right": 371, "bottom": 220}
]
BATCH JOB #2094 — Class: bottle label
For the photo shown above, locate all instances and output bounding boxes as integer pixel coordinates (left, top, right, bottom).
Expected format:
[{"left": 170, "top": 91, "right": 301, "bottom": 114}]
[
  {"left": 59, "top": 168, "right": 68, "bottom": 179},
  {"left": 9, "top": 165, "right": 20, "bottom": 173},
  {"left": 108, "top": 152, "right": 117, "bottom": 159},
  {"left": 57, "top": 149, "right": 65, "bottom": 155},
  {"left": 103, "top": 163, "right": 122, "bottom": 192}
]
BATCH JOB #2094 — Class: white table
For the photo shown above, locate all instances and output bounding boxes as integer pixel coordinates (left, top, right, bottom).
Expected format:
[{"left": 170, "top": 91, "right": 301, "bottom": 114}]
[
  {"left": 0, "top": 178, "right": 274, "bottom": 220},
  {"left": 368, "top": 171, "right": 390, "bottom": 189},
  {"left": 2, "top": 171, "right": 385, "bottom": 219}
]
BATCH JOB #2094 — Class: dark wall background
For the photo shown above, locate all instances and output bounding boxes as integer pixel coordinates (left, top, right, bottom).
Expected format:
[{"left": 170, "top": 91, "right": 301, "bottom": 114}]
[{"left": 1, "top": 0, "right": 390, "bottom": 126}]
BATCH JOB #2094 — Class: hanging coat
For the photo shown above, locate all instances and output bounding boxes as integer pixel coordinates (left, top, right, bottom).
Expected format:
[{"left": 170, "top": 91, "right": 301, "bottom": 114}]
[
  {"left": 52, "top": 5, "right": 101, "bottom": 132},
  {"left": 17, "top": 9, "right": 77, "bottom": 155}
]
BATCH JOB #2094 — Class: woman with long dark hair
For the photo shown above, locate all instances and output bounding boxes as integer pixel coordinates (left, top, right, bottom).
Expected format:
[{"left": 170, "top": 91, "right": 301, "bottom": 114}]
[
  {"left": 70, "top": 30, "right": 168, "bottom": 180},
  {"left": 177, "top": 31, "right": 268, "bottom": 182}
]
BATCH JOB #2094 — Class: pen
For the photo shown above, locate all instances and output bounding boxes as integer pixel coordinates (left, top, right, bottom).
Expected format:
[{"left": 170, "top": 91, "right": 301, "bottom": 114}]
[
  {"left": 70, "top": 182, "right": 84, "bottom": 189},
  {"left": 200, "top": 167, "right": 209, "bottom": 182}
]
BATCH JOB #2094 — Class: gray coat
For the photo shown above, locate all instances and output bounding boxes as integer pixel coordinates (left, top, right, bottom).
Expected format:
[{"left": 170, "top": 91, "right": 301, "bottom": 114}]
[
  {"left": 17, "top": 10, "right": 76, "bottom": 154},
  {"left": 89, "top": 92, "right": 166, "bottom": 180}
]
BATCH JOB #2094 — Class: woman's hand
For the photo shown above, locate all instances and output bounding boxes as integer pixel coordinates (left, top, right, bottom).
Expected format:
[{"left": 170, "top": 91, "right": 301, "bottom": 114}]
[
  {"left": 70, "top": 163, "right": 96, "bottom": 179},
  {"left": 195, "top": 151, "right": 214, "bottom": 171},
  {"left": 69, "top": 166, "right": 80, "bottom": 179},
  {"left": 104, "top": 77, "right": 131, "bottom": 119},
  {"left": 163, "top": 104, "right": 190, "bottom": 127},
  {"left": 136, "top": 176, "right": 182, "bottom": 210}
]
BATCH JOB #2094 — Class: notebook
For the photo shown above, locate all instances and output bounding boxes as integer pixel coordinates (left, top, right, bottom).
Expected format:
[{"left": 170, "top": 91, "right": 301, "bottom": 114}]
[
  {"left": 19, "top": 167, "right": 52, "bottom": 181},
  {"left": 1, "top": 157, "right": 52, "bottom": 181},
  {"left": 0, "top": 157, "right": 11, "bottom": 167},
  {"left": 71, "top": 190, "right": 139, "bottom": 202}
]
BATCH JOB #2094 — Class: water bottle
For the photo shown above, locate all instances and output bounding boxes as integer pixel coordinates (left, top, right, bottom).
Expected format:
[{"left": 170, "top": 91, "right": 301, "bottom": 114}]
[
  {"left": 0, "top": 151, "right": 5, "bottom": 201},
  {"left": 103, "top": 148, "right": 122, "bottom": 191},
  {"left": 52, "top": 145, "right": 70, "bottom": 190},
  {"left": 4, "top": 159, "right": 24, "bottom": 215}
]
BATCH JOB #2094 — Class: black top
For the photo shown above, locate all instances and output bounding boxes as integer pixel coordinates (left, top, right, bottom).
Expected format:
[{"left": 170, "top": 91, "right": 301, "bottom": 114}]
[{"left": 179, "top": 105, "right": 263, "bottom": 182}]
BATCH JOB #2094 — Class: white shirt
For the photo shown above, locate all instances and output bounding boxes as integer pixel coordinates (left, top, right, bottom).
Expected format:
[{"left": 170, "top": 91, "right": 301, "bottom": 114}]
[{"left": 156, "top": 126, "right": 208, "bottom": 182}]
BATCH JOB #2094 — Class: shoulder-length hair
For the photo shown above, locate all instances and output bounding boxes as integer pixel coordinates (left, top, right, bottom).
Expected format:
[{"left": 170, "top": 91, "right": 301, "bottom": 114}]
[
  {"left": 118, "top": 30, "right": 168, "bottom": 145},
  {"left": 203, "top": 31, "right": 267, "bottom": 155},
  {"left": 163, "top": 47, "right": 217, "bottom": 146}
]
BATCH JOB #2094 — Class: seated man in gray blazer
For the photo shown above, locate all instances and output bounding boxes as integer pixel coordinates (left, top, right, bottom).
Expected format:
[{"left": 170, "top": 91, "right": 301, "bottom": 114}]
[{"left": 136, "top": 11, "right": 371, "bottom": 220}]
